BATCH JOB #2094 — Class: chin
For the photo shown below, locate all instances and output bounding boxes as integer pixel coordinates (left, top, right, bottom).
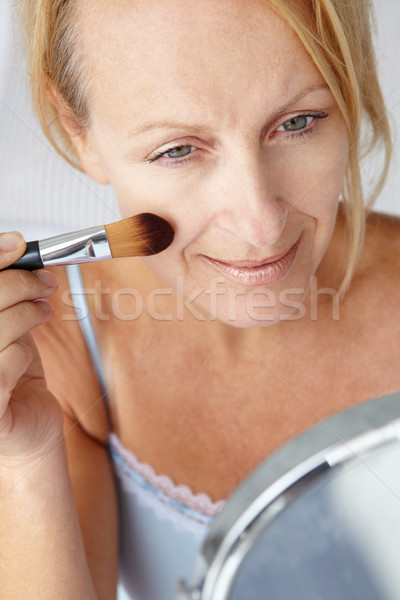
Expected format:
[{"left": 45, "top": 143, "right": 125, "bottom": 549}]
[{"left": 197, "top": 271, "right": 313, "bottom": 328}]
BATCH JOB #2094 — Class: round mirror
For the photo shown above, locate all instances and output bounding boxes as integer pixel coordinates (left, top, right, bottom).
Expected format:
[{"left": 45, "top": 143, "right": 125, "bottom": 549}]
[{"left": 177, "top": 393, "right": 400, "bottom": 600}]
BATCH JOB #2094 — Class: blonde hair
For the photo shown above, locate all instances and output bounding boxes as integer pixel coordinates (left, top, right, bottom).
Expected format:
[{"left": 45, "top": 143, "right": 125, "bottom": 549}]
[
  {"left": 16, "top": 0, "right": 91, "bottom": 166},
  {"left": 16, "top": 0, "right": 392, "bottom": 293},
  {"left": 269, "top": 0, "right": 393, "bottom": 293}
]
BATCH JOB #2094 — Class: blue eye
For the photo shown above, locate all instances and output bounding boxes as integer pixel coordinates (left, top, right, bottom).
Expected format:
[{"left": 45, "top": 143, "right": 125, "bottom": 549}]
[
  {"left": 163, "top": 145, "right": 195, "bottom": 159},
  {"left": 149, "top": 144, "right": 196, "bottom": 164},
  {"left": 279, "top": 116, "right": 313, "bottom": 132},
  {"left": 275, "top": 113, "right": 328, "bottom": 137}
]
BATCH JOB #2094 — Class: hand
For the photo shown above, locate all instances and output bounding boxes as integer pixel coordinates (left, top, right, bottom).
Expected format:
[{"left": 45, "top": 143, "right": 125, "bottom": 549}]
[{"left": 0, "top": 232, "right": 63, "bottom": 469}]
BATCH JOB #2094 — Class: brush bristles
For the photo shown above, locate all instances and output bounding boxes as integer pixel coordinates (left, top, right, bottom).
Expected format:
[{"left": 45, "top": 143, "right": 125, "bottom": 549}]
[{"left": 105, "top": 213, "right": 174, "bottom": 258}]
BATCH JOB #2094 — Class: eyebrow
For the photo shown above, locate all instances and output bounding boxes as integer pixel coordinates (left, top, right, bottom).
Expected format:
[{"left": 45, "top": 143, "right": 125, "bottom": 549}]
[{"left": 125, "top": 82, "right": 330, "bottom": 139}]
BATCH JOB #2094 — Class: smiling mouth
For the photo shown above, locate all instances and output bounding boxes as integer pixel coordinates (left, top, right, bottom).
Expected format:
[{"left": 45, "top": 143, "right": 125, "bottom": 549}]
[{"left": 199, "top": 237, "right": 301, "bottom": 286}]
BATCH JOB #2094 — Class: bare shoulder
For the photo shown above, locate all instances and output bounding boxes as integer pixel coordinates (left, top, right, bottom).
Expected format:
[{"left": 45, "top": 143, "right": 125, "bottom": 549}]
[
  {"left": 345, "top": 210, "right": 400, "bottom": 345},
  {"left": 356, "top": 211, "right": 400, "bottom": 288},
  {"left": 364, "top": 210, "right": 400, "bottom": 258},
  {"left": 31, "top": 265, "right": 110, "bottom": 444}
]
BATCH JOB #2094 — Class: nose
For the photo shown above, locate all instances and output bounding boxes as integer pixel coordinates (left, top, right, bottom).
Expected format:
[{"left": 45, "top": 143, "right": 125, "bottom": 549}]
[{"left": 213, "top": 154, "right": 287, "bottom": 248}]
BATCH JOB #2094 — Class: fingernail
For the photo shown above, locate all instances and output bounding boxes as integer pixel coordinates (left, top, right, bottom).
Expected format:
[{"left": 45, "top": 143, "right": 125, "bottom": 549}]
[
  {"left": 34, "top": 299, "right": 53, "bottom": 313},
  {"left": 0, "top": 232, "right": 23, "bottom": 252},
  {"left": 17, "top": 341, "right": 32, "bottom": 353},
  {"left": 36, "top": 271, "right": 58, "bottom": 288}
]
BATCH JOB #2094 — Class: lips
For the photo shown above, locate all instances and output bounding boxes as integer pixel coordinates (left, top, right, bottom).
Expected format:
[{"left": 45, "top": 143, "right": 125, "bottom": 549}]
[
  {"left": 206, "top": 247, "right": 294, "bottom": 268},
  {"left": 200, "top": 237, "right": 301, "bottom": 287}
]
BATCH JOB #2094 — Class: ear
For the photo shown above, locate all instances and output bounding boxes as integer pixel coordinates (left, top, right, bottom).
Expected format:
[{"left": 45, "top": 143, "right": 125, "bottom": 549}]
[{"left": 45, "top": 78, "right": 110, "bottom": 185}]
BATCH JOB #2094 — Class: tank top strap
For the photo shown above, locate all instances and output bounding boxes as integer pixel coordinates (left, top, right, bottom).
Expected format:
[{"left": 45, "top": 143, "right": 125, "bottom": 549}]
[{"left": 65, "top": 264, "right": 113, "bottom": 431}]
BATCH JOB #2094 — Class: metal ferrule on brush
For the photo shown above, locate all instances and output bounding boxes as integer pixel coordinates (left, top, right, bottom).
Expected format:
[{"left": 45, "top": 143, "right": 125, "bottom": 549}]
[{"left": 39, "top": 226, "right": 112, "bottom": 267}]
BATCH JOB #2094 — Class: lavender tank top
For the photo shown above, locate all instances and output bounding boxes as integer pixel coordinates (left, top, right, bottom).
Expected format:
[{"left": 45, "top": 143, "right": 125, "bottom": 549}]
[{"left": 66, "top": 265, "right": 224, "bottom": 600}]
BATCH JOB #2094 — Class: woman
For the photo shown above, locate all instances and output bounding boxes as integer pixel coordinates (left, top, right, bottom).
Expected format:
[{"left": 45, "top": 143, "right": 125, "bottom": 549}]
[{"left": 1, "top": 0, "right": 398, "bottom": 598}]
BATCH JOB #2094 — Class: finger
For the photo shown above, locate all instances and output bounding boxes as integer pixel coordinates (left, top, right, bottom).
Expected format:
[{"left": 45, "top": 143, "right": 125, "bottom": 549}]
[
  {"left": 0, "top": 232, "right": 27, "bottom": 270},
  {"left": 0, "top": 341, "right": 33, "bottom": 421},
  {"left": 18, "top": 333, "right": 46, "bottom": 381},
  {"left": 0, "top": 300, "right": 53, "bottom": 352},
  {"left": 0, "top": 269, "right": 58, "bottom": 311}
]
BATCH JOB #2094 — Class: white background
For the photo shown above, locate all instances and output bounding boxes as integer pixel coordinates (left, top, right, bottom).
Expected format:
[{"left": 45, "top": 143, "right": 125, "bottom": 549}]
[{"left": 0, "top": 0, "right": 399, "bottom": 240}]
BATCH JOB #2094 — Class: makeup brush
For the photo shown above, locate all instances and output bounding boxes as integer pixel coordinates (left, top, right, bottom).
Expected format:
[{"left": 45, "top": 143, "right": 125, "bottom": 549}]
[{"left": 4, "top": 213, "right": 174, "bottom": 271}]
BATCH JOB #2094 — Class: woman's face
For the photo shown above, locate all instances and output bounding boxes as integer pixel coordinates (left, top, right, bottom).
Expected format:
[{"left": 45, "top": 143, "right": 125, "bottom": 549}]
[{"left": 76, "top": 0, "right": 349, "bottom": 328}]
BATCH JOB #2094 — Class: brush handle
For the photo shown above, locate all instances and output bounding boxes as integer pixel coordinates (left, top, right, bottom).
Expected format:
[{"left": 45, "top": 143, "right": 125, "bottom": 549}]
[
  {"left": 2, "top": 227, "right": 113, "bottom": 271},
  {"left": 5, "top": 241, "right": 44, "bottom": 271},
  {"left": 38, "top": 227, "right": 111, "bottom": 266}
]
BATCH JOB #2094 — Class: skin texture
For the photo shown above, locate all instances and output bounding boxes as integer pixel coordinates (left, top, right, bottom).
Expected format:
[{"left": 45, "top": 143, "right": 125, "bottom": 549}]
[
  {"left": 65, "top": 0, "right": 349, "bottom": 329},
  {"left": 1, "top": 1, "right": 399, "bottom": 599}
]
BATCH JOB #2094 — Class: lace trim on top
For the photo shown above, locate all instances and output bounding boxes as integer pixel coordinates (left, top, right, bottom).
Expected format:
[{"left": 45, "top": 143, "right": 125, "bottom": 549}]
[{"left": 108, "top": 433, "right": 225, "bottom": 523}]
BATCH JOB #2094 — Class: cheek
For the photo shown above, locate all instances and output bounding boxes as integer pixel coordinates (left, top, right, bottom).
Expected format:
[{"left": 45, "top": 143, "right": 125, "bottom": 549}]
[
  {"left": 99, "top": 152, "right": 202, "bottom": 224},
  {"left": 272, "top": 140, "right": 347, "bottom": 216},
  {"left": 272, "top": 133, "right": 348, "bottom": 272},
  {"left": 104, "top": 164, "right": 213, "bottom": 256}
]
